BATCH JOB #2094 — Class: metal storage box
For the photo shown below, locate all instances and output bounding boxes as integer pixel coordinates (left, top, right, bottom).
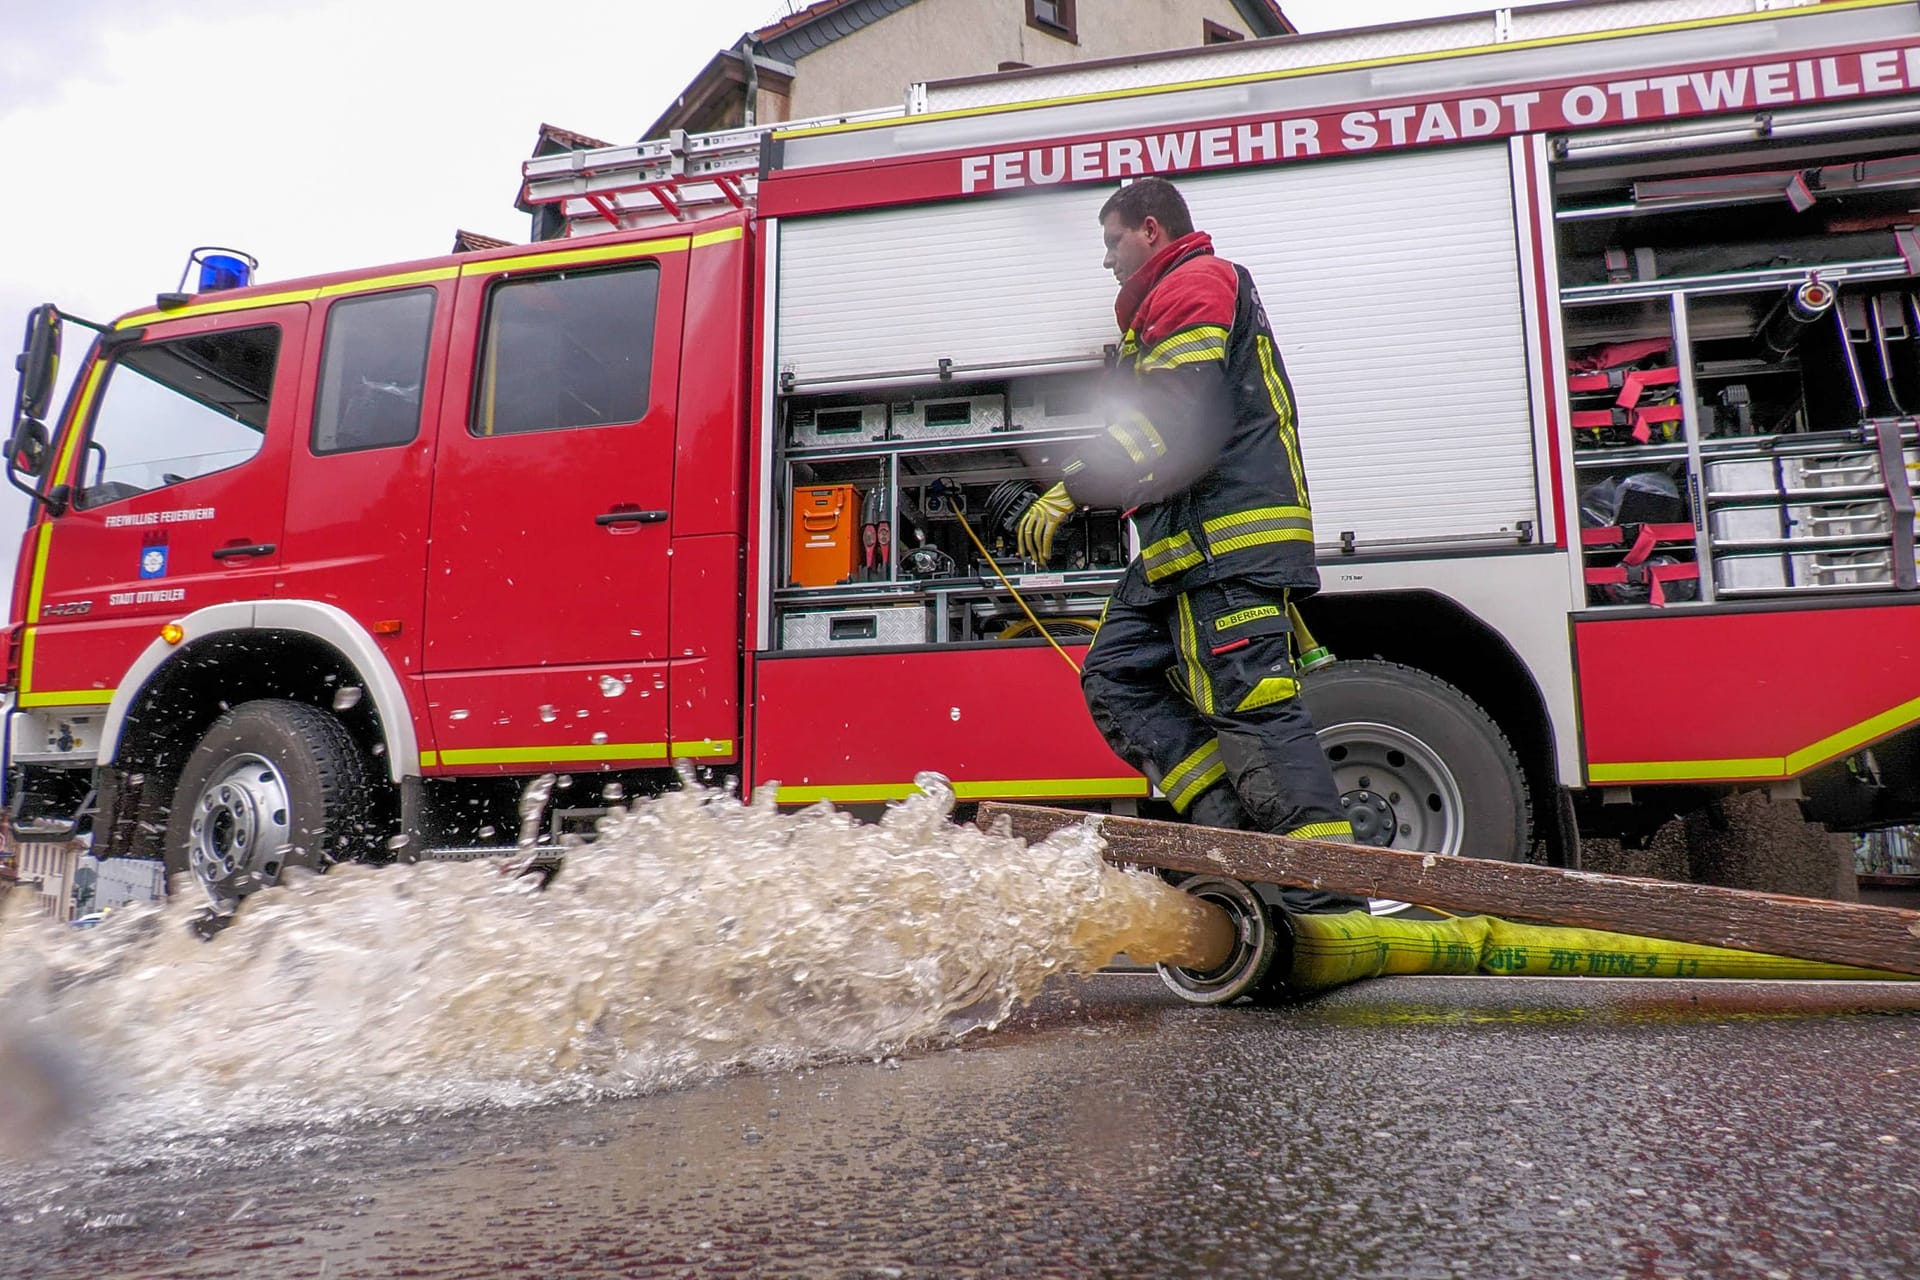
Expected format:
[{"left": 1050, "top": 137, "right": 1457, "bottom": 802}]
[
  {"left": 888, "top": 393, "right": 1006, "bottom": 440},
  {"left": 1008, "top": 376, "right": 1103, "bottom": 434},
  {"left": 788, "top": 402, "right": 886, "bottom": 447},
  {"left": 1713, "top": 548, "right": 1896, "bottom": 594},
  {"left": 1708, "top": 500, "right": 1896, "bottom": 546},
  {"left": 781, "top": 605, "right": 929, "bottom": 649},
  {"left": 1706, "top": 448, "right": 1920, "bottom": 500}
]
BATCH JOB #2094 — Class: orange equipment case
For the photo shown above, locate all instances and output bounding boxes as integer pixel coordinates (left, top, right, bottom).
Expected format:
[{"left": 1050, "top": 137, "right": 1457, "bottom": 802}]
[{"left": 789, "top": 484, "right": 861, "bottom": 587}]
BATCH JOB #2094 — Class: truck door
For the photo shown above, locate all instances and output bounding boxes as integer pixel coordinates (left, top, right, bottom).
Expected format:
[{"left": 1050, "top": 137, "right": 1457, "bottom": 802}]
[
  {"left": 421, "top": 243, "right": 686, "bottom": 770},
  {"left": 18, "top": 305, "right": 305, "bottom": 713},
  {"left": 278, "top": 281, "right": 452, "bottom": 751}
]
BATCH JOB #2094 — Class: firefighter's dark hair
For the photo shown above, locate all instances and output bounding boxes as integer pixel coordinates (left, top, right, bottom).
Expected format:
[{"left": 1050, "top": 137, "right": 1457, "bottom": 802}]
[{"left": 1098, "top": 177, "right": 1194, "bottom": 238}]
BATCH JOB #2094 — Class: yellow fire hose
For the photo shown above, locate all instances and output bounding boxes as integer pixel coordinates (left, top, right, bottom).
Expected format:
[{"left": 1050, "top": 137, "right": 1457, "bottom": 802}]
[{"left": 1261, "top": 909, "right": 1917, "bottom": 999}]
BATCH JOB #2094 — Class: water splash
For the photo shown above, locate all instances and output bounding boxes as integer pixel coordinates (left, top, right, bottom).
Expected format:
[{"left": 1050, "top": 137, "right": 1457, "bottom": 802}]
[{"left": 0, "top": 779, "right": 1207, "bottom": 1154}]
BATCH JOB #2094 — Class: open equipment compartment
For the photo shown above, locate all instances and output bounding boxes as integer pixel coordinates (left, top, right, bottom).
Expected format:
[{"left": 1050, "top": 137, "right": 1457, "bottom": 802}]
[
  {"left": 1556, "top": 128, "right": 1920, "bottom": 606},
  {"left": 771, "top": 371, "right": 1129, "bottom": 652}
]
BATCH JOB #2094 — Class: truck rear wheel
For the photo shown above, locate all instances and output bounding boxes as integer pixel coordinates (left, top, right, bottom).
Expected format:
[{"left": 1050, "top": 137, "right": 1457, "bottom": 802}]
[
  {"left": 166, "top": 699, "right": 382, "bottom": 913},
  {"left": 1302, "top": 659, "right": 1531, "bottom": 864}
]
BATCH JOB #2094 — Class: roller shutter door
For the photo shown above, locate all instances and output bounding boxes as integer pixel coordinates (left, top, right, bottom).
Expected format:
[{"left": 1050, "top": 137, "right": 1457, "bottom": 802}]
[{"left": 776, "top": 144, "right": 1537, "bottom": 548}]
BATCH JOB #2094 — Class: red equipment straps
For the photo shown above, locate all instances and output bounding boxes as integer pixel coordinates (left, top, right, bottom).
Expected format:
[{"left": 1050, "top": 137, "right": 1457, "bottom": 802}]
[
  {"left": 1565, "top": 365, "right": 1679, "bottom": 401},
  {"left": 1570, "top": 403, "right": 1685, "bottom": 444},
  {"left": 1582, "top": 522, "right": 1698, "bottom": 606},
  {"left": 1583, "top": 560, "right": 1698, "bottom": 607}
]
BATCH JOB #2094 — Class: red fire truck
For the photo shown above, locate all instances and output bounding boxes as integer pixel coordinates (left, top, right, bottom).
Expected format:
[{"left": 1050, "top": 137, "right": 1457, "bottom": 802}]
[{"left": 9, "top": 0, "right": 1920, "bottom": 912}]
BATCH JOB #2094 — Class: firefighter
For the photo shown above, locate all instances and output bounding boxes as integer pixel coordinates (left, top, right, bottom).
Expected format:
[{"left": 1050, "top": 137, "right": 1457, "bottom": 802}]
[{"left": 1018, "top": 177, "right": 1358, "bottom": 909}]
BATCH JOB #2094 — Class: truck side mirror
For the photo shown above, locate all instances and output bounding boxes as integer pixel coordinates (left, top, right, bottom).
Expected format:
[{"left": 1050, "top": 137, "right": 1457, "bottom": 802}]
[
  {"left": 14, "top": 303, "right": 61, "bottom": 423},
  {"left": 6, "top": 417, "right": 48, "bottom": 477}
]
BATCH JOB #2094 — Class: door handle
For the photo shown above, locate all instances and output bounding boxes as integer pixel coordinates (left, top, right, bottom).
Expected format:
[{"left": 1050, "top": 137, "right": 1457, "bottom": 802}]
[
  {"left": 212, "top": 543, "right": 277, "bottom": 560},
  {"left": 595, "top": 509, "right": 668, "bottom": 527}
]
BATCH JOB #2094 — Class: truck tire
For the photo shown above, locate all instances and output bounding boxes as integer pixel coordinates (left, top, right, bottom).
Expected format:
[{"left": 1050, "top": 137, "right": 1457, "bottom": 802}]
[
  {"left": 1302, "top": 659, "right": 1531, "bottom": 864},
  {"left": 165, "top": 699, "right": 381, "bottom": 912}
]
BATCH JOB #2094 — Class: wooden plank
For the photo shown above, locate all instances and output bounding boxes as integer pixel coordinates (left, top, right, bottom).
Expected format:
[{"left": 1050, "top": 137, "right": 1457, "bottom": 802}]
[{"left": 977, "top": 803, "right": 1920, "bottom": 977}]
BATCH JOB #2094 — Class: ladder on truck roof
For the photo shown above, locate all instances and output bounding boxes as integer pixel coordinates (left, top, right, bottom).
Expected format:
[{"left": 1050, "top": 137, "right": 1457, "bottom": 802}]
[{"left": 519, "top": 106, "right": 902, "bottom": 237}]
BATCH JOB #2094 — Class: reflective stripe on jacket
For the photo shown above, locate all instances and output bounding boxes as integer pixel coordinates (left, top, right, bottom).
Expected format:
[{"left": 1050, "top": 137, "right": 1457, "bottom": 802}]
[{"left": 1062, "top": 231, "right": 1318, "bottom": 604}]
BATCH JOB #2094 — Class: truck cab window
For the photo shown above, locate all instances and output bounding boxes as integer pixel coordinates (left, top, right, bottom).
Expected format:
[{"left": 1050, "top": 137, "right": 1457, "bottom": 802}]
[
  {"left": 76, "top": 325, "right": 280, "bottom": 509},
  {"left": 472, "top": 263, "right": 658, "bottom": 437},
  {"left": 312, "top": 288, "right": 435, "bottom": 455}
]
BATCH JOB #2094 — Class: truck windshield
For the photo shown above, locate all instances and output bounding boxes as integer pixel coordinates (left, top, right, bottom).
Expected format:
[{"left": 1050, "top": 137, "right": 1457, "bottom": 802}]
[{"left": 75, "top": 325, "right": 279, "bottom": 509}]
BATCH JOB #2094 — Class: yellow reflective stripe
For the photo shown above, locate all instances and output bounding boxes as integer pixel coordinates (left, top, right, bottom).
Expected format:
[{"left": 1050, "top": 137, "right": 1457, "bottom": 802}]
[
  {"left": 1107, "top": 422, "right": 1147, "bottom": 465},
  {"left": 1283, "top": 821, "right": 1355, "bottom": 841},
  {"left": 17, "top": 689, "right": 115, "bottom": 708},
  {"left": 1209, "top": 526, "right": 1315, "bottom": 556},
  {"left": 773, "top": 776, "right": 1151, "bottom": 805},
  {"left": 1159, "top": 739, "right": 1221, "bottom": 800},
  {"left": 119, "top": 287, "right": 320, "bottom": 328},
  {"left": 772, "top": 9, "right": 1807, "bottom": 140},
  {"left": 114, "top": 228, "right": 746, "bottom": 328},
  {"left": 317, "top": 266, "right": 459, "bottom": 297},
  {"left": 49, "top": 362, "right": 108, "bottom": 486},
  {"left": 1202, "top": 505, "right": 1310, "bottom": 534},
  {"left": 1146, "top": 325, "right": 1228, "bottom": 360},
  {"left": 1236, "top": 677, "right": 1299, "bottom": 713},
  {"left": 1142, "top": 530, "right": 1204, "bottom": 581},
  {"left": 1168, "top": 761, "right": 1227, "bottom": 812},
  {"left": 1177, "top": 593, "right": 1214, "bottom": 717},
  {"left": 1202, "top": 505, "right": 1314, "bottom": 559},
  {"left": 16, "top": 521, "right": 57, "bottom": 694},
  {"left": 1140, "top": 325, "right": 1229, "bottom": 371},
  {"left": 1590, "top": 686, "right": 1920, "bottom": 785},
  {"left": 436, "top": 742, "right": 671, "bottom": 766},
  {"left": 1256, "top": 334, "right": 1307, "bottom": 497},
  {"left": 420, "top": 751, "right": 439, "bottom": 767},
  {"left": 463, "top": 236, "right": 692, "bottom": 276},
  {"left": 670, "top": 739, "right": 736, "bottom": 757},
  {"left": 1141, "top": 346, "right": 1230, "bottom": 371},
  {"left": 1587, "top": 758, "right": 1781, "bottom": 784},
  {"left": 1142, "top": 531, "right": 1196, "bottom": 559},
  {"left": 1146, "top": 550, "right": 1205, "bottom": 581}
]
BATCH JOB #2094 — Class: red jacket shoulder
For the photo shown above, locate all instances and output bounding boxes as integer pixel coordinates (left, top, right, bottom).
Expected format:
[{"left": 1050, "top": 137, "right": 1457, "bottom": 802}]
[{"left": 1138, "top": 256, "right": 1237, "bottom": 349}]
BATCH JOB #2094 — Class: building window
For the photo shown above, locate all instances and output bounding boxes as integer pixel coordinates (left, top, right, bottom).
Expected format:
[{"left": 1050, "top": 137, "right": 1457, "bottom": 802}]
[
  {"left": 1027, "top": 0, "right": 1076, "bottom": 43},
  {"left": 1203, "top": 20, "right": 1245, "bottom": 44}
]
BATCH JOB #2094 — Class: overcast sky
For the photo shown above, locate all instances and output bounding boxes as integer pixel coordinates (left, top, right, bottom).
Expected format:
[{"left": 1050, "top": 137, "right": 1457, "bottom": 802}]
[{"left": 0, "top": 0, "right": 1538, "bottom": 599}]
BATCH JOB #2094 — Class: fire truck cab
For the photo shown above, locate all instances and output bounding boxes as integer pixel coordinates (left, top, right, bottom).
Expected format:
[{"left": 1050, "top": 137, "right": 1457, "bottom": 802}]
[{"left": 13, "top": 0, "right": 1920, "bottom": 914}]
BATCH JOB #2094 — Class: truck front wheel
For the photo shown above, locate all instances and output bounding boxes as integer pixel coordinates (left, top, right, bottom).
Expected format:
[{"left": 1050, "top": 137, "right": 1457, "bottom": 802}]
[
  {"left": 166, "top": 699, "right": 382, "bottom": 912},
  {"left": 1302, "top": 659, "right": 1531, "bottom": 864}
]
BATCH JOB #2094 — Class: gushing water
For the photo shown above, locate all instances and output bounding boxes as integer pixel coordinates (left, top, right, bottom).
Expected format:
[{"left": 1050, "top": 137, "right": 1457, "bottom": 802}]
[{"left": 0, "top": 778, "right": 1212, "bottom": 1156}]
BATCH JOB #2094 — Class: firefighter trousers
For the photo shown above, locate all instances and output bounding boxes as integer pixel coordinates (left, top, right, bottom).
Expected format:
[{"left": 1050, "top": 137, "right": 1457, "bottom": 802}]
[{"left": 1081, "top": 578, "right": 1357, "bottom": 863}]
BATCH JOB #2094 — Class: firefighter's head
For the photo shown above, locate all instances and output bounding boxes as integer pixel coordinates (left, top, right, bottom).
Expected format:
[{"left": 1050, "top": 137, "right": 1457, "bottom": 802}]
[{"left": 1099, "top": 177, "right": 1193, "bottom": 284}]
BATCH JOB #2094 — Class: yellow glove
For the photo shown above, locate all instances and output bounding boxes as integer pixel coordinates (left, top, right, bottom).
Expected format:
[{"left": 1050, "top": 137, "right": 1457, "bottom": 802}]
[{"left": 1016, "top": 482, "right": 1075, "bottom": 564}]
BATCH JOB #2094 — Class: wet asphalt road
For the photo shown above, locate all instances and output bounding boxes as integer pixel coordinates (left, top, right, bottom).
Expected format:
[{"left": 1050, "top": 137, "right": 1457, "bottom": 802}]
[{"left": 6, "top": 974, "right": 1920, "bottom": 1280}]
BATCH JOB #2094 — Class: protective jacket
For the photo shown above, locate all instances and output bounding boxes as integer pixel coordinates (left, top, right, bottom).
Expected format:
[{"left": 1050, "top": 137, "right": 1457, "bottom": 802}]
[{"left": 1062, "top": 231, "right": 1317, "bottom": 604}]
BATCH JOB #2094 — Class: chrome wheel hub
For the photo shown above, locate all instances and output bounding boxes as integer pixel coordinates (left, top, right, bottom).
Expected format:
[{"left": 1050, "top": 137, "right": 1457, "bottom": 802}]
[
  {"left": 187, "top": 753, "right": 292, "bottom": 906},
  {"left": 1319, "top": 721, "right": 1466, "bottom": 856}
]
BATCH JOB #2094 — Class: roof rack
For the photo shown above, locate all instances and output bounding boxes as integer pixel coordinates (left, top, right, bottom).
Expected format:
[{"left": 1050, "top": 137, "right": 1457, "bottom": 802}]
[{"left": 519, "top": 106, "right": 902, "bottom": 235}]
